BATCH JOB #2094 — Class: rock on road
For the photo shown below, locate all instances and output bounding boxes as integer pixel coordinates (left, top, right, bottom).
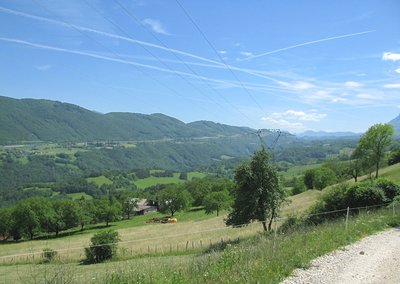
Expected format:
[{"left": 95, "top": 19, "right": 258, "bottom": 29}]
[{"left": 281, "top": 228, "right": 400, "bottom": 284}]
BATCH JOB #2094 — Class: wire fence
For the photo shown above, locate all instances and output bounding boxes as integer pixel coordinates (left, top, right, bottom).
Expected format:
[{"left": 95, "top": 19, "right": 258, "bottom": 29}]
[{"left": 0, "top": 201, "right": 398, "bottom": 264}]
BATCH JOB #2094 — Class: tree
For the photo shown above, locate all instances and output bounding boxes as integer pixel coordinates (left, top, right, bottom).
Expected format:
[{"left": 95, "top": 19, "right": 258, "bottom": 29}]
[
  {"left": 77, "top": 198, "right": 95, "bottom": 231},
  {"left": 313, "top": 167, "right": 337, "bottom": 190},
  {"left": 349, "top": 146, "right": 363, "bottom": 182},
  {"left": 358, "top": 123, "right": 394, "bottom": 178},
  {"left": 84, "top": 230, "right": 120, "bottom": 263},
  {"left": 11, "top": 201, "right": 39, "bottom": 240},
  {"left": 0, "top": 207, "right": 12, "bottom": 240},
  {"left": 96, "top": 198, "right": 122, "bottom": 226},
  {"left": 303, "top": 169, "right": 315, "bottom": 190},
  {"left": 225, "top": 148, "right": 286, "bottom": 231},
  {"left": 122, "top": 195, "right": 137, "bottom": 220},
  {"left": 204, "top": 190, "right": 232, "bottom": 216},
  {"left": 51, "top": 200, "right": 80, "bottom": 237},
  {"left": 179, "top": 172, "right": 188, "bottom": 180},
  {"left": 388, "top": 146, "right": 400, "bottom": 165},
  {"left": 158, "top": 184, "right": 192, "bottom": 216}
]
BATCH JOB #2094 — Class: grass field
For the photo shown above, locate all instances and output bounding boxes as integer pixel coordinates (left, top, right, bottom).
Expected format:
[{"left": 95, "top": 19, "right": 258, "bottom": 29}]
[
  {"left": 0, "top": 188, "right": 321, "bottom": 266},
  {"left": 2, "top": 205, "right": 398, "bottom": 284},
  {"left": 1, "top": 164, "right": 398, "bottom": 283},
  {"left": 283, "top": 163, "right": 323, "bottom": 177},
  {"left": 67, "top": 192, "right": 93, "bottom": 200},
  {"left": 87, "top": 176, "right": 113, "bottom": 186},
  {"left": 134, "top": 172, "right": 206, "bottom": 189},
  {"left": 355, "top": 163, "right": 400, "bottom": 183}
]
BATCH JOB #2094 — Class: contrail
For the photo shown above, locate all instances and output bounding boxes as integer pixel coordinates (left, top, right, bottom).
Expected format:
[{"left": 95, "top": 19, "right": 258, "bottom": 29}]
[
  {"left": 0, "top": 6, "right": 282, "bottom": 84},
  {"left": 0, "top": 37, "right": 284, "bottom": 91},
  {"left": 0, "top": 6, "right": 224, "bottom": 67},
  {"left": 243, "top": 30, "right": 376, "bottom": 61}
]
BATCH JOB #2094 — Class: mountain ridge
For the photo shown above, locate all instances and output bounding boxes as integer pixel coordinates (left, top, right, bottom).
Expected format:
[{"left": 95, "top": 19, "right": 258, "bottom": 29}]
[{"left": 0, "top": 96, "right": 254, "bottom": 143}]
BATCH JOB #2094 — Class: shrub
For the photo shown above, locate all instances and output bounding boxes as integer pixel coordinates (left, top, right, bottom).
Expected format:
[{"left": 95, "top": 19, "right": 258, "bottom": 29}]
[
  {"left": 375, "top": 178, "right": 400, "bottom": 201},
  {"left": 346, "top": 183, "right": 387, "bottom": 208},
  {"left": 388, "top": 147, "right": 400, "bottom": 165},
  {"left": 307, "top": 182, "right": 388, "bottom": 224},
  {"left": 84, "top": 230, "right": 120, "bottom": 263},
  {"left": 42, "top": 248, "right": 57, "bottom": 263}
]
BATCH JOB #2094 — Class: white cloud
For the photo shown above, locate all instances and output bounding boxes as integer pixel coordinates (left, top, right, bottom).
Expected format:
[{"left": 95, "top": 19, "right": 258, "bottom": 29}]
[
  {"left": 218, "top": 50, "right": 227, "bottom": 54},
  {"left": 382, "top": 52, "right": 400, "bottom": 61},
  {"left": 331, "top": 97, "right": 348, "bottom": 103},
  {"left": 262, "top": 117, "right": 305, "bottom": 131},
  {"left": 267, "top": 109, "right": 327, "bottom": 122},
  {"left": 142, "top": 18, "right": 170, "bottom": 35},
  {"left": 356, "top": 93, "right": 382, "bottom": 100},
  {"left": 240, "top": 51, "right": 253, "bottom": 57},
  {"left": 345, "top": 81, "right": 362, "bottom": 88},
  {"left": 383, "top": 83, "right": 400, "bottom": 89},
  {"left": 395, "top": 68, "right": 400, "bottom": 74},
  {"left": 290, "top": 81, "right": 315, "bottom": 90},
  {"left": 35, "top": 64, "right": 51, "bottom": 71}
]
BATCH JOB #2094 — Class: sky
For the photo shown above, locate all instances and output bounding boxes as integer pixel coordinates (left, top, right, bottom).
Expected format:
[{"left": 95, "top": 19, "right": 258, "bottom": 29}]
[{"left": 0, "top": 0, "right": 399, "bottom": 133}]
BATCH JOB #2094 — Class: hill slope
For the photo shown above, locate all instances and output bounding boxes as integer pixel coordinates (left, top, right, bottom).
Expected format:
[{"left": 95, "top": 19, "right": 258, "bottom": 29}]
[
  {"left": 389, "top": 114, "right": 400, "bottom": 136},
  {"left": 0, "top": 96, "right": 254, "bottom": 143}
]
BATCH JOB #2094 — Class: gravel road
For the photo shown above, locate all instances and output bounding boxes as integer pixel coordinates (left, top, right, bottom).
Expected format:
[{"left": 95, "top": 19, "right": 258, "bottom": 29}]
[{"left": 281, "top": 228, "right": 400, "bottom": 284}]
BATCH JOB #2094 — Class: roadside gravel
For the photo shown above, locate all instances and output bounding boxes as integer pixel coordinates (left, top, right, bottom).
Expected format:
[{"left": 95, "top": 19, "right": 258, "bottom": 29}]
[{"left": 281, "top": 228, "right": 400, "bottom": 284}]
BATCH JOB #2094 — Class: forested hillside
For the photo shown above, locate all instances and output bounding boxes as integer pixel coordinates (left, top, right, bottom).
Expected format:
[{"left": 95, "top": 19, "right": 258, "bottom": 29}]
[
  {"left": 0, "top": 96, "right": 253, "bottom": 143},
  {"left": 390, "top": 114, "right": 400, "bottom": 136}
]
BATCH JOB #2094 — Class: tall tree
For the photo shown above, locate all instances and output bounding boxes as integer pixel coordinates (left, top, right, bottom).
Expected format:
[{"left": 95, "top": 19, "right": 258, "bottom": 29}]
[
  {"left": 358, "top": 123, "right": 394, "bottom": 178},
  {"left": 226, "top": 148, "right": 286, "bottom": 231}
]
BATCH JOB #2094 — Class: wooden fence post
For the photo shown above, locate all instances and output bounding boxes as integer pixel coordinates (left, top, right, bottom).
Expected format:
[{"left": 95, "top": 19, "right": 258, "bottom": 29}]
[
  {"left": 345, "top": 207, "right": 350, "bottom": 233},
  {"left": 273, "top": 218, "right": 278, "bottom": 251}
]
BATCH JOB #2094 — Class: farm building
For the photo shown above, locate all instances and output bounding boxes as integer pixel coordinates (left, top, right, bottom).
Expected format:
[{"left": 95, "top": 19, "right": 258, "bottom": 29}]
[{"left": 133, "top": 199, "right": 158, "bottom": 215}]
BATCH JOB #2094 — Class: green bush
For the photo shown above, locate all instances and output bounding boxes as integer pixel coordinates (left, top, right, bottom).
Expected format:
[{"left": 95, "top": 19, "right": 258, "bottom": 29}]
[
  {"left": 42, "top": 248, "right": 57, "bottom": 263},
  {"left": 346, "top": 183, "right": 387, "bottom": 208},
  {"left": 307, "top": 182, "right": 389, "bottom": 224},
  {"left": 84, "top": 230, "right": 120, "bottom": 263},
  {"left": 375, "top": 178, "right": 400, "bottom": 201}
]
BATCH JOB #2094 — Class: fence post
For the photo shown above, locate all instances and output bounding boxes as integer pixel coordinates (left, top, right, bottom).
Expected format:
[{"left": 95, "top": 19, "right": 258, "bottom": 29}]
[
  {"left": 273, "top": 218, "right": 278, "bottom": 251},
  {"left": 393, "top": 203, "right": 396, "bottom": 218},
  {"left": 345, "top": 207, "right": 350, "bottom": 233}
]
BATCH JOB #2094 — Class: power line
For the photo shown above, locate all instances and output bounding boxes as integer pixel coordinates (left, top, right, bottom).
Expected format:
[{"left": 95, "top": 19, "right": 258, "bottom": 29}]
[
  {"left": 82, "top": 0, "right": 227, "bottom": 121},
  {"left": 30, "top": 0, "right": 220, "bottom": 120},
  {"left": 111, "top": 0, "right": 258, "bottom": 126},
  {"left": 174, "top": 0, "right": 269, "bottom": 118}
]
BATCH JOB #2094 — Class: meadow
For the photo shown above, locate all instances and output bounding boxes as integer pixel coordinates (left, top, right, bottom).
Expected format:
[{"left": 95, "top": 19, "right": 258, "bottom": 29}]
[{"left": 1, "top": 163, "right": 399, "bottom": 283}]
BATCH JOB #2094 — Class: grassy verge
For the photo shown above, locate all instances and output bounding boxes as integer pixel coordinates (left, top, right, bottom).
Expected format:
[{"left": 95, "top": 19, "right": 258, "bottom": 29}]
[{"left": 3, "top": 207, "right": 398, "bottom": 283}]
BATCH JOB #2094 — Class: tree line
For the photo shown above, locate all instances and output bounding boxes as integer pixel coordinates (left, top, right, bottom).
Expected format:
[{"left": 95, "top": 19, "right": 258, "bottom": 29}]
[{"left": 0, "top": 177, "right": 234, "bottom": 241}]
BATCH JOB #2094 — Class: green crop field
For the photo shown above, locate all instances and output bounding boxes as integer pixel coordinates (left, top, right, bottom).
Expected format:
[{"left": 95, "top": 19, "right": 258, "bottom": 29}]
[
  {"left": 283, "top": 163, "right": 323, "bottom": 177},
  {"left": 87, "top": 176, "right": 113, "bottom": 186},
  {"left": 67, "top": 192, "right": 93, "bottom": 200},
  {"left": 134, "top": 172, "right": 206, "bottom": 189}
]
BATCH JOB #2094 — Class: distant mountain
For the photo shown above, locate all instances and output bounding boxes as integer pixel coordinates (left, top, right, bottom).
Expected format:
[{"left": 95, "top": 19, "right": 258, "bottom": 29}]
[
  {"left": 389, "top": 114, "right": 400, "bottom": 136},
  {"left": 0, "top": 96, "right": 254, "bottom": 143},
  {"left": 297, "top": 130, "right": 359, "bottom": 138}
]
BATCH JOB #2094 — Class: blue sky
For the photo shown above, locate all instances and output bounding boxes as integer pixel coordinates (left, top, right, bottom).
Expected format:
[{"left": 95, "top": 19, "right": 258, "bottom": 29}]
[{"left": 0, "top": 0, "right": 399, "bottom": 133}]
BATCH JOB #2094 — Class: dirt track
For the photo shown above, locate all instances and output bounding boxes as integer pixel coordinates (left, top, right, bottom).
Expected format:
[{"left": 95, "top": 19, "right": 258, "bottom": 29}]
[{"left": 281, "top": 228, "right": 400, "bottom": 284}]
